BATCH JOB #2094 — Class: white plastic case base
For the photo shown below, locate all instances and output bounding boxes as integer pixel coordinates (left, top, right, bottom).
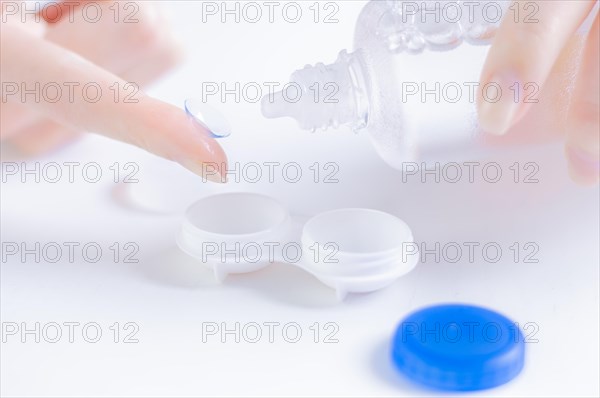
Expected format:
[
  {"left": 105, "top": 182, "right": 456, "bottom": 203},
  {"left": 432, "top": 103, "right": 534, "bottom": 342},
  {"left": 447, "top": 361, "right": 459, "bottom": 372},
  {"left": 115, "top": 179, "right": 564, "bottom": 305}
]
[{"left": 177, "top": 193, "right": 419, "bottom": 300}]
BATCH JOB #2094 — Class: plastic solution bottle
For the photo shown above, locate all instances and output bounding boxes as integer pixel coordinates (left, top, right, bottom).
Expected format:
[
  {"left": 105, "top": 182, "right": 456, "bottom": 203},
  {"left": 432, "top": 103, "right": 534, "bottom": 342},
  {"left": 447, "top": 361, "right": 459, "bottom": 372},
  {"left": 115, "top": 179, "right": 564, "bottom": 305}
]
[{"left": 261, "top": 0, "right": 511, "bottom": 168}]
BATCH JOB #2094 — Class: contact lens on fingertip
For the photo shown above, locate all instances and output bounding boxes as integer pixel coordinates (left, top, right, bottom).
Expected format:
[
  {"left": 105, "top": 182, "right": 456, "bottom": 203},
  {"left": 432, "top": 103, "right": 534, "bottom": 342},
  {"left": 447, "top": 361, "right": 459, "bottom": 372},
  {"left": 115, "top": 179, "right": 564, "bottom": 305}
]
[
  {"left": 184, "top": 99, "right": 232, "bottom": 138},
  {"left": 392, "top": 304, "right": 525, "bottom": 391}
]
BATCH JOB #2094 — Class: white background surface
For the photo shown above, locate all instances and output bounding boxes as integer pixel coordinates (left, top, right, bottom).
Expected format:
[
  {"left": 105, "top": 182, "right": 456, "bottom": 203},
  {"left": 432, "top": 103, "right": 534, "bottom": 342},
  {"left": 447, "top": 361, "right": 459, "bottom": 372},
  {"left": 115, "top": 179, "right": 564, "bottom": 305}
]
[{"left": 1, "top": 1, "right": 599, "bottom": 397}]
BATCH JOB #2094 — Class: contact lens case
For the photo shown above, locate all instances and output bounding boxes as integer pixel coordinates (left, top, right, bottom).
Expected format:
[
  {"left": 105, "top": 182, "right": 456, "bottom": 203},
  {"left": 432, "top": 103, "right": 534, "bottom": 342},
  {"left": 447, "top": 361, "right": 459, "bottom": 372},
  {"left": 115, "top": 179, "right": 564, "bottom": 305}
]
[{"left": 176, "top": 192, "right": 419, "bottom": 300}]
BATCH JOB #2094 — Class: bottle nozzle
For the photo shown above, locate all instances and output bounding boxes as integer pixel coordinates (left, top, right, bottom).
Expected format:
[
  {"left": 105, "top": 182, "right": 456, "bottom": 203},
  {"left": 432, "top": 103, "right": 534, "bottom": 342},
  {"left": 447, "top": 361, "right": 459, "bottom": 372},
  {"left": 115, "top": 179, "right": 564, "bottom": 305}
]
[
  {"left": 260, "top": 50, "right": 369, "bottom": 132},
  {"left": 261, "top": 90, "right": 289, "bottom": 119}
]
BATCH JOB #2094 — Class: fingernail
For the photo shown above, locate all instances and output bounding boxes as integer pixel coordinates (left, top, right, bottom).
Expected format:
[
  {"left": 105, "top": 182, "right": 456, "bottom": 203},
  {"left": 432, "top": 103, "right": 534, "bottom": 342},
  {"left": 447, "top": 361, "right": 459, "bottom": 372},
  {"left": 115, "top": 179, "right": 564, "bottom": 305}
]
[
  {"left": 565, "top": 146, "right": 600, "bottom": 185},
  {"left": 183, "top": 115, "right": 228, "bottom": 183},
  {"left": 478, "top": 72, "right": 522, "bottom": 136}
]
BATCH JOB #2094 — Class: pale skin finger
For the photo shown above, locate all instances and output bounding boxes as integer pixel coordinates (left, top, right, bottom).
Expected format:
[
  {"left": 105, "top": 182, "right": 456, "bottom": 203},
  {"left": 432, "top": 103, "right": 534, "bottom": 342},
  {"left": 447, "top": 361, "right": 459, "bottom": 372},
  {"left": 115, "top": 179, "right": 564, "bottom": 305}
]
[
  {"left": 5, "top": 46, "right": 184, "bottom": 156},
  {"left": 1, "top": 23, "right": 227, "bottom": 181},
  {"left": 478, "top": 0, "right": 595, "bottom": 135},
  {"left": 43, "top": 1, "right": 178, "bottom": 76},
  {"left": 565, "top": 14, "right": 600, "bottom": 185},
  {"left": 8, "top": 120, "right": 79, "bottom": 155},
  {"left": 0, "top": 101, "right": 37, "bottom": 139},
  {"left": 2, "top": 1, "right": 183, "bottom": 145},
  {"left": 5, "top": 44, "right": 183, "bottom": 155},
  {"left": 3, "top": 3, "right": 184, "bottom": 153},
  {"left": 481, "top": 35, "right": 586, "bottom": 146}
]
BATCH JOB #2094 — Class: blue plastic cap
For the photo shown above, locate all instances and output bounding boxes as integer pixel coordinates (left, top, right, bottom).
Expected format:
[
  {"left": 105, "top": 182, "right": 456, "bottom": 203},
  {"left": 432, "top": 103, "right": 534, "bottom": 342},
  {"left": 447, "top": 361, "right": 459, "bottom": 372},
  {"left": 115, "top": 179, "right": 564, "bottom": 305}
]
[{"left": 391, "top": 304, "right": 525, "bottom": 391}]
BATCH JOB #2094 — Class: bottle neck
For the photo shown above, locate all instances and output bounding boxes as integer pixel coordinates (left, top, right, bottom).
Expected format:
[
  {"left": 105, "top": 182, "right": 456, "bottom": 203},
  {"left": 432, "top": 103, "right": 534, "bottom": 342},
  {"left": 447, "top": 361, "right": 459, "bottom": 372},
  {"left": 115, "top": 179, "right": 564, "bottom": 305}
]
[{"left": 261, "top": 50, "right": 370, "bottom": 132}]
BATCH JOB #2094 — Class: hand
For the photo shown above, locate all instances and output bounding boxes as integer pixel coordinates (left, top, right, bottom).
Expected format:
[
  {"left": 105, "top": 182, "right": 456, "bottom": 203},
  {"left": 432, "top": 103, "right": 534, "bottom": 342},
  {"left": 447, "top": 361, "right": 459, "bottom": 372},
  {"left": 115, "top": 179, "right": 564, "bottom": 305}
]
[
  {"left": 1, "top": 1, "right": 227, "bottom": 182},
  {"left": 478, "top": 0, "right": 598, "bottom": 185}
]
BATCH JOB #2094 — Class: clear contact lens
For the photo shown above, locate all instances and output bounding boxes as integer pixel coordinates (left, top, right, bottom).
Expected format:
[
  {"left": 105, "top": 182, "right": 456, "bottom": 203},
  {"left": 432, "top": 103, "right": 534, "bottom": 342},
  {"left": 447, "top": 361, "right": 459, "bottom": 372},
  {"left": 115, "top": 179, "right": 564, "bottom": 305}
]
[{"left": 184, "top": 99, "right": 232, "bottom": 138}]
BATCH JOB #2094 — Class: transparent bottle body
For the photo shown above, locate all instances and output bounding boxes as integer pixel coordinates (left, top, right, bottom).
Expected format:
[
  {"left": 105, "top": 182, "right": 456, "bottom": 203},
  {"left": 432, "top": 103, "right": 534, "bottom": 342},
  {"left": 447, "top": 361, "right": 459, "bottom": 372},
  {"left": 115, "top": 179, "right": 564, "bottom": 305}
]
[{"left": 355, "top": 0, "right": 498, "bottom": 167}]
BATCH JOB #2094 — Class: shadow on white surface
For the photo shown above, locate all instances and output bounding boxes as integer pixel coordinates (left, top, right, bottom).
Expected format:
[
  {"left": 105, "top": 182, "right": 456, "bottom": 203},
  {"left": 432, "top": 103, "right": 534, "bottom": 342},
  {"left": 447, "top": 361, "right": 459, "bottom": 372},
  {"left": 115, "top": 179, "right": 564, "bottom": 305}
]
[
  {"left": 140, "top": 246, "right": 341, "bottom": 307},
  {"left": 209, "top": 262, "right": 341, "bottom": 308},
  {"left": 370, "top": 340, "right": 428, "bottom": 395},
  {"left": 141, "top": 246, "right": 220, "bottom": 289}
]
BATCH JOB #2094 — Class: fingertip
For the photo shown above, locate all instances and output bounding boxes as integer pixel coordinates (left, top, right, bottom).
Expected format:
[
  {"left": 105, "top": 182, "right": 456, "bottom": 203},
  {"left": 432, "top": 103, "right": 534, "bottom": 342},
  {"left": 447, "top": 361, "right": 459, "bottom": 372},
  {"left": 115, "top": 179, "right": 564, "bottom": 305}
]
[
  {"left": 565, "top": 145, "right": 600, "bottom": 185},
  {"left": 478, "top": 1, "right": 595, "bottom": 137},
  {"left": 179, "top": 123, "right": 229, "bottom": 184},
  {"left": 477, "top": 72, "right": 523, "bottom": 136},
  {"left": 131, "top": 99, "right": 229, "bottom": 183}
]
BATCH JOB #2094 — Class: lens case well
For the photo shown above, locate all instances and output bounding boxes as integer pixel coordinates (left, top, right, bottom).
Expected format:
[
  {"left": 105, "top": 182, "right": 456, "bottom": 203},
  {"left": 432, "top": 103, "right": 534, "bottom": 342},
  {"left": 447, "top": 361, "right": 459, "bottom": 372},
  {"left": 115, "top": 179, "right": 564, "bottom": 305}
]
[{"left": 177, "top": 193, "right": 419, "bottom": 300}]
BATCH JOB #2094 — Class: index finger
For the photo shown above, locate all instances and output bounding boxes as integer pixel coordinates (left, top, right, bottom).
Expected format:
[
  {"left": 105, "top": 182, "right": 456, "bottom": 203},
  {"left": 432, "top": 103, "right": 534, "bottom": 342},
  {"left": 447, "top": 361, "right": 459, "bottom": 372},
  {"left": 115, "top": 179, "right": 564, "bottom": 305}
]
[{"left": 0, "top": 23, "right": 227, "bottom": 182}]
